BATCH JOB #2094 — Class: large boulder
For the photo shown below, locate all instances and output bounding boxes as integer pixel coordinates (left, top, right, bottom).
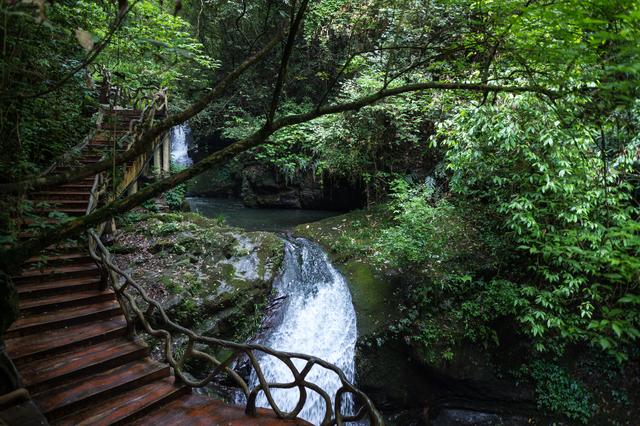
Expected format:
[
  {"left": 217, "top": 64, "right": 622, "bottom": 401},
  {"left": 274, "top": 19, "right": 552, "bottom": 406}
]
[{"left": 113, "top": 212, "right": 284, "bottom": 344}]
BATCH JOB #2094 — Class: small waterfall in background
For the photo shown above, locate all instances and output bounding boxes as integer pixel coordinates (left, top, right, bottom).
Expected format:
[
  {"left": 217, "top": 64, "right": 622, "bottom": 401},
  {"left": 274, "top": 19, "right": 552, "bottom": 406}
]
[
  {"left": 170, "top": 123, "right": 193, "bottom": 166},
  {"left": 248, "top": 237, "right": 357, "bottom": 425}
]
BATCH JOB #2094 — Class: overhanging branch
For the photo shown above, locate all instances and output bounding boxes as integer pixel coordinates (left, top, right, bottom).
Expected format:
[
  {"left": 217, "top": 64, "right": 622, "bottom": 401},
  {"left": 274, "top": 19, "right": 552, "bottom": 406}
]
[{"left": 2, "top": 79, "right": 561, "bottom": 266}]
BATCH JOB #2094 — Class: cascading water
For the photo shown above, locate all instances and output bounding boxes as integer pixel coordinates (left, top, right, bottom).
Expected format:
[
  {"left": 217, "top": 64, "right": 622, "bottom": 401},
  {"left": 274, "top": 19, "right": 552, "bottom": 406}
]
[
  {"left": 170, "top": 123, "right": 193, "bottom": 166},
  {"left": 248, "top": 237, "right": 358, "bottom": 425}
]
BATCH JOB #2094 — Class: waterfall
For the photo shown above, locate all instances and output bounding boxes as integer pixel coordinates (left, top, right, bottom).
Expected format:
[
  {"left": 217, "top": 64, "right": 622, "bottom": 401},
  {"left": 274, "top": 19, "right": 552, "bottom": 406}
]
[
  {"left": 170, "top": 123, "right": 193, "bottom": 166},
  {"left": 249, "top": 237, "right": 357, "bottom": 425}
]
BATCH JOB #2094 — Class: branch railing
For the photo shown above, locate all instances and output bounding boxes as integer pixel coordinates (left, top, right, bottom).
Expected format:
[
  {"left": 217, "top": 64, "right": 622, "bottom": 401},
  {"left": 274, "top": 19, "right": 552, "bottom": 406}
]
[{"left": 87, "top": 227, "right": 383, "bottom": 425}]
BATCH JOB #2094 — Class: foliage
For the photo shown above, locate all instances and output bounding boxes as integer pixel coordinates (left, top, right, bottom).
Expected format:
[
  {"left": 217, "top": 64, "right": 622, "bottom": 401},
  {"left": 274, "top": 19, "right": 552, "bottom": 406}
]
[
  {"left": 371, "top": 179, "right": 519, "bottom": 360},
  {"left": 2, "top": 0, "right": 640, "bottom": 419},
  {"left": 83, "top": 0, "right": 217, "bottom": 92},
  {"left": 0, "top": 0, "right": 215, "bottom": 182},
  {"left": 439, "top": 94, "right": 640, "bottom": 360},
  {"left": 219, "top": 72, "right": 440, "bottom": 200},
  {"left": 375, "top": 179, "right": 456, "bottom": 269},
  {"left": 518, "top": 361, "right": 595, "bottom": 424},
  {"left": 393, "top": 277, "right": 522, "bottom": 365},
  {"left": 165, "top": 163, "right": 187, "bottom": 210}
]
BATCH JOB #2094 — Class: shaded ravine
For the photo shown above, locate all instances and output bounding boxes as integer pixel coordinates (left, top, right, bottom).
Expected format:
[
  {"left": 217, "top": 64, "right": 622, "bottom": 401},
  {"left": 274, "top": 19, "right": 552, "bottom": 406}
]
[{"left": 248, "top": 237, "right": 358, "bottom": 425}]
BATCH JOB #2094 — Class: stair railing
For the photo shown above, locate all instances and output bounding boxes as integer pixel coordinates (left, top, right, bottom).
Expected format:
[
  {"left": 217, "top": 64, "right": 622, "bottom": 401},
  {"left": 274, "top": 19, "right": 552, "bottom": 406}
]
[
  {"left": 86, "top": 228, "right": 383, "bottom": 426},
  {"left": 92, "top": 87, "right": 169, "bottom": 198},
  {"left": 114, "top": 87, "right": 168, "bottom": 195}
]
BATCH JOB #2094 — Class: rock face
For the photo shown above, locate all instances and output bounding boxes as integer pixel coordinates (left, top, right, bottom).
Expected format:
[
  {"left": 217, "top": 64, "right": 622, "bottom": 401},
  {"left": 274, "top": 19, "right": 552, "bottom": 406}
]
[
  {"left": 186, "top": 128, "right": 365, "bottom": 210},
  {"left": 353, "top": 333, "right": 544, "bottom": 425},
  {"left": 430, "top": 409, "right": 534, "bottom": 426},
  {"left": 113, "top": 212, "right": 284, "bottom": 344},
  {"left": 241, "top": 163, "right": 326, "bottom": 209},
  {"left": 188, "top": 158, "right": 365, "bottom": 210}
]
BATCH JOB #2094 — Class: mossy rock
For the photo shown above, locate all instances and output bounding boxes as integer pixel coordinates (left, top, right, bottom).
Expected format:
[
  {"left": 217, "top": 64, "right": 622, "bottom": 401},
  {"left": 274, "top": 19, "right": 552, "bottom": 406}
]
[{"left": 114, "top": 211, "right": 285, "bottom": 349}]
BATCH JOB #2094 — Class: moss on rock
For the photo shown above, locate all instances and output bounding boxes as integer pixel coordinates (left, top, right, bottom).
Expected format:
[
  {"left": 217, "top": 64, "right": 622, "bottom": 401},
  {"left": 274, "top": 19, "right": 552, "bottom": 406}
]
[{"left": 114, "top": 211, "right": 284, "bottom": 345}]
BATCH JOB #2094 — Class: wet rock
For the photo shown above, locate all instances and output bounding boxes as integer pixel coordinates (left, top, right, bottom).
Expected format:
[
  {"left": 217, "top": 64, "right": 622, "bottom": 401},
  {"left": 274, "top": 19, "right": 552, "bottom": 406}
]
[{"left": 356, "top": 338, "right": 436, "bottom": 411}]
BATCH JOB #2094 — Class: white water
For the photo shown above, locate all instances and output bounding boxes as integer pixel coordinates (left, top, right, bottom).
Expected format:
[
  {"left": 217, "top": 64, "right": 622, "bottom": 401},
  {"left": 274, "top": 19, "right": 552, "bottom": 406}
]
[
  {"left": 170, "top": 123, "right": 193, "bottom": 166},
  {"left": 249, "top": 237, "right": 357, "bottom": 425}
]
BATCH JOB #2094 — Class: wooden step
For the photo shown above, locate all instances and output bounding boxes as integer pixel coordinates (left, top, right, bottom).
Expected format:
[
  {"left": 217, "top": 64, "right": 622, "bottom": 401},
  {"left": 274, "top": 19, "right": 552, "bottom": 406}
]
[
  {"left": 17, "top": 276, "right": 103, "bottom": 299},
  {"left": 101, "top": 114, "right": 140, "bottom": 120},
  {"left": 87, "top": 144, "right": 126, "bottom": 153},
  {"left": 34, "top": 208, "right": 87, "bottom": 216},
  {"left": 51, "top": 180, "right": 96, "bottom": 187},
  {"left": 99, "top": 124, "right": 137, "bottom": 130},
  {"left": 5, "top": 316, "right": 127, "bottom": 363},
  {"left": 90, "top": 138, "right": 114, "bottom": 143},
  {"left": 89, "top": 142, "right": 128, "bottom": 151},
  {"left": 20, "top": 338, "right": 148, "bottom": 392},
  {"left": 100, "top": 115, "right": 139, "bottom": 120},
  {"left": 49, "top": 171, "right": 96, "bottom": 181},
  {"left": 13, "top": 263, "right": 98, "bottom": 284},
  {"left": 95, "top": 130, "right": 131, "bottom": 136},
  {"left": 19, "top": 217, "right": 64, "bottom": 226},
  {"left": 130, "top": 394, "right": 311, "bottom": 426},
  {"left": 24, "top": 204, "right": 88, "bottom": 216},
  {"left": 25, "top": 252, "right": 93, "bottom": 267},
  {"left": 38, "top": 200, "right": 89, "bottom": 208},
  {"left": 17, "top": 240, "right": 82, "bottom": 250},
  {"left": 102, "top": 109, "right": 141, "bottom": 115},
  {"left": 32, "top": 191, "right": 91, "bottom": 201},
  {"left": 58, "top": 184, "right": 94, "bottom": 190},
  {"left": 42, "top": 242, "right": 83, "bottom": 252},
  {"left": 33, "top": 359, "right": 170, "bottom": 419},
  {"left": 19, "top": 289, "right": 115, "bottom": 314},
  {"left": 7, "top": 300, "right": 121, "bottom": 338},
  {"left": 55, "top": 166, "right": 83, "bottom": 171},
  {"left": 86, "top": 146, "right": 120, "bottom": 154},
  {"left": 55, "top": 377, "right": 187, "bottom": 426}
]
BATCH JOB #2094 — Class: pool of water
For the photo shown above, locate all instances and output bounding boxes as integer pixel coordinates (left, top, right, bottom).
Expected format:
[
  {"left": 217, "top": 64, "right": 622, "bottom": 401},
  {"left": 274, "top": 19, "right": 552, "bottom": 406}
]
[{"left": 186, "top": 197, "right": 342, "bottom": 232}]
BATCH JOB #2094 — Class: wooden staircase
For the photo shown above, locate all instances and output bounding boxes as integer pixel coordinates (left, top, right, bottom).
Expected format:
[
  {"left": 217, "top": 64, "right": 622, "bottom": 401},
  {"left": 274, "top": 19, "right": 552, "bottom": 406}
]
[{"left": 4, "top": 110, "right": 306, "bottom": 425}]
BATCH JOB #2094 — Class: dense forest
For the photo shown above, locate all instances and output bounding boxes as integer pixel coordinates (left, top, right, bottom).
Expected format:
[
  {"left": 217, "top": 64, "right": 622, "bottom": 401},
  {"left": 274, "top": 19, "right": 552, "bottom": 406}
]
[{"left": 1, "top": 0, "right": 639, "bottom": 425}]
